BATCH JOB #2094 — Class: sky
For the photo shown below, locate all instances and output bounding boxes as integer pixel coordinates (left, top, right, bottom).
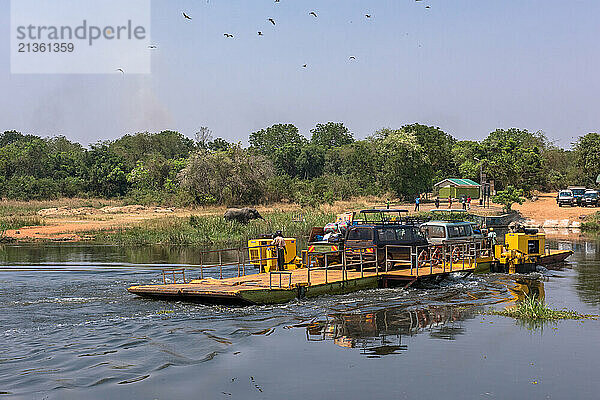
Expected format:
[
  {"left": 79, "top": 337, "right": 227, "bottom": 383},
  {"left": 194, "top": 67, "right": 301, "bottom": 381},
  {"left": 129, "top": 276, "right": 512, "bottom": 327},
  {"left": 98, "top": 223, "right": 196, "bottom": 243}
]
[{"left": 1, "top": 0, "right": 599, "bottom": 148}]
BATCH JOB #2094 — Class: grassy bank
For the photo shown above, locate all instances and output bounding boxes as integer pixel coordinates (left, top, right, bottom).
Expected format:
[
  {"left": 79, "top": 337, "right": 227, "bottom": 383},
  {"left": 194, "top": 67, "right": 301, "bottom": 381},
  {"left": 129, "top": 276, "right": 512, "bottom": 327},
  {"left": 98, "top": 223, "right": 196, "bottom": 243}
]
[
  {"left": 0, "top": 216, "right": 45, "bottom": 233},
  {"left": 91, "top": 211, "right": 336, "bottom": 247}
]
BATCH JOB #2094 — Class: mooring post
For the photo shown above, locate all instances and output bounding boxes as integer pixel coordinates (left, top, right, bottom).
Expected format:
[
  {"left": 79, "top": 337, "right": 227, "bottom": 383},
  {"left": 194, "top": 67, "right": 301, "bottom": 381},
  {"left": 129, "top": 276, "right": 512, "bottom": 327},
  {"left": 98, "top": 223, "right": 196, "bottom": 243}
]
[
  {"left": 219, "top": 251, "right": 223, "bottom": 279},
  {"left": 200, "top": 252, "right": 204, "bottom": 279},
  {"left": 360, "top": 249, "right": 364, "bottom": 278},
  {"left": 307, "top": 254, "right": 311, "bottom": 286},
  {"left": 325, "top": 253, "right": 328, "bottom": 284}
]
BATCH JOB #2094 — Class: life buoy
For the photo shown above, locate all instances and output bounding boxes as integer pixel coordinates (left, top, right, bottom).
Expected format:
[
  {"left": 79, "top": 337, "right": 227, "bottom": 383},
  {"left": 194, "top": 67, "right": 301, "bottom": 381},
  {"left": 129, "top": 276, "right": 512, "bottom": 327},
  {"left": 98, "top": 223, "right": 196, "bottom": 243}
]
[
  {"left": 431, "top": 247, "right": 442, "bottom": 266},
  {"left": 418, "top": 249, "right": 428, "bottom": 267},
  {"left": 452, "top": 247, "right": 462, "bottom": 263}
]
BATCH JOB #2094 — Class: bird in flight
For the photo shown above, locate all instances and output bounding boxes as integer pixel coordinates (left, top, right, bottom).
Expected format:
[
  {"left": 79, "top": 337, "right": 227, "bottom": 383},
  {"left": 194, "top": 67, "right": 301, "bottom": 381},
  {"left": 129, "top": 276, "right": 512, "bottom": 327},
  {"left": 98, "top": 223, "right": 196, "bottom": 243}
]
[
  {"left": 183, "top": 12, "right": 192, "bottom": 20},
  {"left": 224, "top": 33, "right": 234, "bottom": 38},
  {"left": 275, "top": 0, "right": 280, "bottom": 2},
  {"left": 258, "top": 31, "right": 263, "bottom": 36},
  {"left": 425, "top": 5, "right": 431, "bottom": 8},
  {"left": 365, "top": 14, "right": 372, "bottom": 18},
  {"left": 309, "top": 11, "right": 317, "bottom": 18},
  {"left": 116, "top": 68, "right": 124, "bottom": 74},
  {"left": 349, "top": 56, "right": 356, "bottom": 60},
  {"left": 268, "top": 18, "right": 276, "bottom": 25},
  {"left": 302, "top": 64, "right": 307, "bottom": 68},
  {"left": 148, "top": 44, "right": 158, "bottom": 49}
]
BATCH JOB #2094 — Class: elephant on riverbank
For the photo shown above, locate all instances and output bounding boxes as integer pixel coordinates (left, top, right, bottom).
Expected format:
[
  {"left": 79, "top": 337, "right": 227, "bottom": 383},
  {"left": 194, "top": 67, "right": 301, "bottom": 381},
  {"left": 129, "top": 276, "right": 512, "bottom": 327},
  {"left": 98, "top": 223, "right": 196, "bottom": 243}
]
[{"left": 224, "top": 207, "right": 264, "bottom": 224}]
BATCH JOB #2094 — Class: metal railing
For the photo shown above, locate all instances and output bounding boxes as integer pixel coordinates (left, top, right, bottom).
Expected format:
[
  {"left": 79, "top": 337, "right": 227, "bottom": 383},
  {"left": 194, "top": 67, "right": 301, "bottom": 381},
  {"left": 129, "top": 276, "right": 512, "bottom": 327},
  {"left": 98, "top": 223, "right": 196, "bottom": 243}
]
[
  {"left": 269, "top": 271, "right": 293, "bottom": 288},
  {"left": 197, "top": 243, "right": 277, "bottom": 280},
  {"left": 162, "top": 268, "right": 186, "bottom": 284},
  {"left": 383, "top": 239, "right": 486, "bottom": 277}
]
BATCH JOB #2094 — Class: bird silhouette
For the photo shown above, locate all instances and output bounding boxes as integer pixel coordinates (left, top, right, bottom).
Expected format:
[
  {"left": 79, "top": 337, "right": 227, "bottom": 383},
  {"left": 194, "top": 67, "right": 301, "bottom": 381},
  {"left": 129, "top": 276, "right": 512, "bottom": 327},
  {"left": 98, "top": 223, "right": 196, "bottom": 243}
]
[
  {"left": 302, "top": 64, "right": 307, "bottom": 68},
  {"left": 116, "top": 68, "right": 124, "bottom": 74},
  {"left": 365, "top": 14, "right": 372, "bottom": 18},
  {"left": 268, "top": 18, "right": 276, "bottom": 25},
  {"left": 148, "top": 44, "right": 158, "bottom": 49},
  {"left": 258, "top": 31, "right": 263, "bottom": 36},
  {"left": 309, "top": 11, "right": 317, "bottom": 17},
  {"left": 425, "top": 5, "right": 431, "bottom": 8},
  {"left": 183, "top": 12, "right": 191, "bottom": 20},
  {"left": 224, "top": 33, "right": 234, "bottom": 38},
  {"left": 349, "top": 56, "right": 356, "bottom": 60}
]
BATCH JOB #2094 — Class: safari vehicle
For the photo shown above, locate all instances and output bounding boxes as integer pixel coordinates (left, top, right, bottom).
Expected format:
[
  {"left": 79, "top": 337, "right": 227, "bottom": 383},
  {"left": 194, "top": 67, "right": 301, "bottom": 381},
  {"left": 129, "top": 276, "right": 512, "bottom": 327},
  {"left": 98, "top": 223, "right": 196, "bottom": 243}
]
[
  {"left": 556, "top": 189, "right": 576, "bottom": 207},
  {"left": 568, "top": 186, "right": 586, "bottom": 206},
  {"left": 344, "top": 211, "right": 428, "bottom": 269},
  {"left": 584, "top": 190, "right": 599, "bottom": 207},
  {"left": 419, "top": 221, "right": 483, "bottom": 245},
  {"left": 306, "top": 209, "right": 412, "bottom": 267}
]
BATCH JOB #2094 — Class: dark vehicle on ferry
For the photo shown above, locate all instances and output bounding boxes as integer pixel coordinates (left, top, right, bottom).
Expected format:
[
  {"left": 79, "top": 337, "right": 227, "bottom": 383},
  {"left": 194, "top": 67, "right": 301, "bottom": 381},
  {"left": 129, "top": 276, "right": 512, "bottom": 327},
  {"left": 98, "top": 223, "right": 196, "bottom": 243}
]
[{"left": 344, "top": 209, "right": 428, "bottom": 269}]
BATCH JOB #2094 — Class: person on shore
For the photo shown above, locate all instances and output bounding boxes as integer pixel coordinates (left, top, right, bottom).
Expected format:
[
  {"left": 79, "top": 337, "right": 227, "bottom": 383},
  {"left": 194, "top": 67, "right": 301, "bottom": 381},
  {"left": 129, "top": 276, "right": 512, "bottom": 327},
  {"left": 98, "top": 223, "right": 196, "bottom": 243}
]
[
  {"left": 414, "top": 195, "right": 420, "bottom": 211},
  {"left": 271, "top": 231, "right": 286, "bottom": 271},
  {"left": 461, "top": 196, "right": 466, "bottom": 210},
  {"left": 448, "top": 197, "right": 452, "bottom": 209},
  {"left": 435, "top": 197, "right": 440, "bottom": 209},
  {"left": 467, "top": 196, "right": 472, "bottom": 210}
]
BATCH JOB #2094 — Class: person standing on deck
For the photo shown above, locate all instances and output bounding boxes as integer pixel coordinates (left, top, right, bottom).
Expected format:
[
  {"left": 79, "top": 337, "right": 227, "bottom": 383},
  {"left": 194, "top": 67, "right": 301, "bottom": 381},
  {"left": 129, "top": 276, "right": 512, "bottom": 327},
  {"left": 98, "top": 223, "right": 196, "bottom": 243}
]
[
  {"left": 271, "top": 231, "right": 286, "bottom": 271},
  {"left": 435, "top": 197, "right": 440, "bottom": 209},
  {"left": 467, "top": 196, "right": 472, "bottom": 210},
  {"left": 414, "top": 195, "right": 420, "bottom": 211},
  {"left": 487, "top": 227, "right": 497, "bottom": 247},
  {"left": 461, "top": 196, "right": 467, "bottom": 210},
  {"left": 448, "top": 196, "right": 453, "bottom": 209}
]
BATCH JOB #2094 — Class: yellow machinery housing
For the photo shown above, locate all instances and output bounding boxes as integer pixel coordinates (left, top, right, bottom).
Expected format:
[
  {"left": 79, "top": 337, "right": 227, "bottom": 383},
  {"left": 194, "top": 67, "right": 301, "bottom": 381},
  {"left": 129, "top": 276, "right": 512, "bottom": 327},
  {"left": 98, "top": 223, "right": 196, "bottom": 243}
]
[
  {"left": 493, "top": 232, "right": 545, "bottom": 274},
  {"left": 248, "top": 238, "right": 303, "bottom": 273}
]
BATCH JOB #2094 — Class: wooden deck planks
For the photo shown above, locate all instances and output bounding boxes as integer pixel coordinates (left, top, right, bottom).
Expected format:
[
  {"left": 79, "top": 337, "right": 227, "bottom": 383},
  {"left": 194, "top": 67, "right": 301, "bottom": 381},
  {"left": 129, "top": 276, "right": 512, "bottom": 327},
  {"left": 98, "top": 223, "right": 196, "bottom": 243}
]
[{"left": 128, "top": 259, "right": 478, "bottom": 302}]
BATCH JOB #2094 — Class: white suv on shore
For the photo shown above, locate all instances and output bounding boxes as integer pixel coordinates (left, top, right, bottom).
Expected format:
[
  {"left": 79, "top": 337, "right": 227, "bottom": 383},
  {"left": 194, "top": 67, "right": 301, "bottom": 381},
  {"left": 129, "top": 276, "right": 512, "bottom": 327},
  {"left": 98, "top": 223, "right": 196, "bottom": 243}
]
[{"left": 557, "top": 190, "right": 576, "bottom": 207}]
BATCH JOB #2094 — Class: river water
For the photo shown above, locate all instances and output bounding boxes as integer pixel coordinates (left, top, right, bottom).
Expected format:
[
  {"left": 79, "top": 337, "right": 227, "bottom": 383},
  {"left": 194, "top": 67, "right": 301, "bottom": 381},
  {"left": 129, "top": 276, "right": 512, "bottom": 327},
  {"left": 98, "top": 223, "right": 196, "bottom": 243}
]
[{"left": 0, "top": 240, "right": 599, "bottom": 399}]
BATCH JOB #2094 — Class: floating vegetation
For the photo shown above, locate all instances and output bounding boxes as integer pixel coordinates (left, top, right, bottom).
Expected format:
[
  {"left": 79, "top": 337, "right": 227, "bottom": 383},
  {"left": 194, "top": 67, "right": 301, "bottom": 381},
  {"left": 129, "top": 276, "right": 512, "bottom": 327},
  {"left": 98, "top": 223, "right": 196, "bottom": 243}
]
[{"left": 488, "top": 295, "right": 597, "bottom": 322}]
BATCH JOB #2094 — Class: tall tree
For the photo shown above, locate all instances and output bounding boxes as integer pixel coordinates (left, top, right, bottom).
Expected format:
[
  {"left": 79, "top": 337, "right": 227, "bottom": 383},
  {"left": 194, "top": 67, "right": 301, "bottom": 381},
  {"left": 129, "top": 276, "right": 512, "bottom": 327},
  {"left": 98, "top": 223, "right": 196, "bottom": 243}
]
[
  {"left": 310, "top": 122, "right": 354, "bottom": 149},
  {"left": 573, "top": 132, "right": 600, "bottom": 186},
  {"left": 372, "top": 128, "right": 432, "bottom": 198},
  {"left": 249, "top": 124, "right": 307, "bottom": 155},
  {"left": 402, "top": 124, "right": 458, "bottom": 183},
  {"left": 480, "top": 128, "right": 545, "bottom": 193}
]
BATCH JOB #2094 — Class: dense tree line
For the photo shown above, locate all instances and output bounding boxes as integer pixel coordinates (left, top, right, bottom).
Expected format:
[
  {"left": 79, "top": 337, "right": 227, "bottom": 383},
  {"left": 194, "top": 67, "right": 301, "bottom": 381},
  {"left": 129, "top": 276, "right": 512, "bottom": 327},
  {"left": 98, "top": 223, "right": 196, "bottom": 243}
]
[{"left": 0, "top": 124, "right": 597, "bottom": 206}]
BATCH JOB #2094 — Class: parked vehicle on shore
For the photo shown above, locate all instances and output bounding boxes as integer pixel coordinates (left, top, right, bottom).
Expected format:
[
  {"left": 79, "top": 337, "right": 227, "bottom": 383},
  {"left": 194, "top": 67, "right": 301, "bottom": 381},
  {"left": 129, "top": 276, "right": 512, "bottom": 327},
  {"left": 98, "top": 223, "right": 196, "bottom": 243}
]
[
  {"left": 584, "top": 190, "right": 599, "bottom": 207},
  {"left": 556, "top": 189, "right": 576, "bottom": 207},
  {"left": 568, "top": 186, "right": 587, "bottom": 206}
]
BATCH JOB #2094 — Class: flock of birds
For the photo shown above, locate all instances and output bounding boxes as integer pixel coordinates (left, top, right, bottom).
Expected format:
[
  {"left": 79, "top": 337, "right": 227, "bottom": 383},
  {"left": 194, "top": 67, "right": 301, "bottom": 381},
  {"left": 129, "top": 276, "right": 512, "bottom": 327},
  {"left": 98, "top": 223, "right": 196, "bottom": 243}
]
[{"left": 117, "top": 2, "right": 432, "bottom": 73}]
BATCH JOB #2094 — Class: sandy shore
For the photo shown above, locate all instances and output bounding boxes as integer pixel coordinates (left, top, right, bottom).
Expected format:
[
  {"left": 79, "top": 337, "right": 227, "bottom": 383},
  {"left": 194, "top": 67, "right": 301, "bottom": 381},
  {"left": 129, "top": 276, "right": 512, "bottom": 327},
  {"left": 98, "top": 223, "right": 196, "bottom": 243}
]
[{"left": 1, "top": 193, "right": 596, "bottom": 242}]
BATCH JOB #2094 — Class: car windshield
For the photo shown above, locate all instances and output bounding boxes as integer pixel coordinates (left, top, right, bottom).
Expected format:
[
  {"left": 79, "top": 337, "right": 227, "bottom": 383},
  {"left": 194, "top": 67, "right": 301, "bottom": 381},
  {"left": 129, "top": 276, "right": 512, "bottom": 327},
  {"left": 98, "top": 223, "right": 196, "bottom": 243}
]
[
  {"left": 572, "top": 189, "right": 586, "bottom": 196},
  {"left": 585, "top": 192, "right": 598, "bottom": 198},
  {"left": 559, "top": 191, "right": 572, "bottom": 197},
  {"left": 375, "top": 227, "right": 423, "bottom": 243}
]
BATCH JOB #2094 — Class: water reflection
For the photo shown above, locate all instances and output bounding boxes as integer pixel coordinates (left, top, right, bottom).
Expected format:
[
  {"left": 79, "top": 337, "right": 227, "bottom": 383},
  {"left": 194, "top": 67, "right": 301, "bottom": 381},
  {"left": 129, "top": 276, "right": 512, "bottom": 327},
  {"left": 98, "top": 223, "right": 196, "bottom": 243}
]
[{"left": 305, "top": 305, "right": 477, "bottom": 357}]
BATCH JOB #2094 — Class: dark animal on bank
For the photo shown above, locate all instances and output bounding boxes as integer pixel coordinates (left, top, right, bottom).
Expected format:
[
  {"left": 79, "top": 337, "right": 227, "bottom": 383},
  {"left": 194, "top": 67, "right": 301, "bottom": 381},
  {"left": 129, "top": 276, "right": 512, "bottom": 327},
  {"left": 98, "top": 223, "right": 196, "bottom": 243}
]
[{"left": 224, "top": 208, "right": 264, "bottom": 224}]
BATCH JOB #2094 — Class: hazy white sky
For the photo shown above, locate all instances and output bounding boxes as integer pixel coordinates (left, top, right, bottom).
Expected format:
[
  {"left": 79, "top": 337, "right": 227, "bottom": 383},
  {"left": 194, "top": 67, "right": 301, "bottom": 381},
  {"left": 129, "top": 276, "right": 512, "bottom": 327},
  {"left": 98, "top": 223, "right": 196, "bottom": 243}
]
[{"left": 1, "top": 0, "right": 599, "bottom": 148}]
